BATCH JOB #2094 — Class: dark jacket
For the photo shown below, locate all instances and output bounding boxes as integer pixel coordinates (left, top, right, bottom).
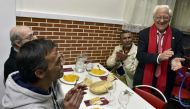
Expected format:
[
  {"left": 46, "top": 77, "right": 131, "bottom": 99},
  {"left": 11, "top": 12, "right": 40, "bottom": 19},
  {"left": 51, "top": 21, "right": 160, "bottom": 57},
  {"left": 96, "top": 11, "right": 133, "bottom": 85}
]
[
  {"left": 4, "top": 47, "right": 18, "bottom": 83},
  {"left": 133, "top": 27, "right": 184, "bottom": 98}
]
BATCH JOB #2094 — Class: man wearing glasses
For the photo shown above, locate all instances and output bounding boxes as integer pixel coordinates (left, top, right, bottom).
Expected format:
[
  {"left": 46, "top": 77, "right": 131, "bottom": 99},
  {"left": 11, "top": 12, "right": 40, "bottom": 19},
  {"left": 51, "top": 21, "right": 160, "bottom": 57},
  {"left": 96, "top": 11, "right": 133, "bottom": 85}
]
[
  {"left": 133, "top": 5, "right": 185, "bottom": 99},
  {"left": 4, "top": 26, "right": 37, "bottom": 83}
]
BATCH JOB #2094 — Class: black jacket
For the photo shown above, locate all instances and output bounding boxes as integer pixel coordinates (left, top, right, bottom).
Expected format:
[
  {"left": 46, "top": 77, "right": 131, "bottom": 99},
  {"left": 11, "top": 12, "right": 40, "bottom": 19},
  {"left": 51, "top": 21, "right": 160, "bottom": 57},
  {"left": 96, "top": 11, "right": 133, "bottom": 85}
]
[{"left": 4, "top": 47, "right": 18, "bottom": 83}]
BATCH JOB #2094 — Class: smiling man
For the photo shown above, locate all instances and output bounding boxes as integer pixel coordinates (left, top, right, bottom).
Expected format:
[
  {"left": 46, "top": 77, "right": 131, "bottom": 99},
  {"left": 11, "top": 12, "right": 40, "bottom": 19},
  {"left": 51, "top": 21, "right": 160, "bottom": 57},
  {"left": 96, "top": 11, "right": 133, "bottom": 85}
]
[
  {"left": 133, "top": 5, "right": 185, "bottom": 99},
  {"left": 2, "top": 39, "right": 87, "bottom": 109}
]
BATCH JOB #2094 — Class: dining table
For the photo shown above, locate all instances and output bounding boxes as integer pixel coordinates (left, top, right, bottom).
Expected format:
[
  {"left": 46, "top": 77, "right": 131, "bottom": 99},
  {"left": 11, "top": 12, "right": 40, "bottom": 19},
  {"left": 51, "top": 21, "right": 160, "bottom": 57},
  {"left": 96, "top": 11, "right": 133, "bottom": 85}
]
[{"left": 59, "top": 63, "right": 156, "bottom": 109}]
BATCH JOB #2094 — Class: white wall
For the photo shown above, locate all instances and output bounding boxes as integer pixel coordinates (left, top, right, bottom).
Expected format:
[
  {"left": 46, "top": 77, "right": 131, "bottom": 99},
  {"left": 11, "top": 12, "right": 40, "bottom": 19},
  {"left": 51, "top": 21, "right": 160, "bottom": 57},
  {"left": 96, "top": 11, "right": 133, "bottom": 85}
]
[
  {"left": 16, "top": 0, "right": 125, "bottom": 24},
  {"left": 0, "top": 0, "right": 16, "bottom": 108}
]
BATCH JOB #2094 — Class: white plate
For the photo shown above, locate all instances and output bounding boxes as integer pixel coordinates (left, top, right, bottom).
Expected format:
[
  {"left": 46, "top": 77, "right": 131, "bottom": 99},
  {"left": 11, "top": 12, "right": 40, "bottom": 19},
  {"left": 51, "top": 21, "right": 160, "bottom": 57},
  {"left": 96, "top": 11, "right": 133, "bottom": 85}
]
[
  {"left": 86, "top": 105, "right": 108, "bottom": 109},
  {"left": 59, "top": 72, "right": 84, "bottom": 85},
  {"left": 88, "top": 69, "right": 109, "bottom": 77}
]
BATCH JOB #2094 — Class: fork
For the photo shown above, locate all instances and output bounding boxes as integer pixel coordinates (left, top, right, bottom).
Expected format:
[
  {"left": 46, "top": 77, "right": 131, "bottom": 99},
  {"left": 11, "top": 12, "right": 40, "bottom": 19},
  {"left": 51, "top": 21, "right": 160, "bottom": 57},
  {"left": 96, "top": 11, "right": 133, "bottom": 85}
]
[{"left": 74, "top": 78, "right": 79, "bottom": 86}]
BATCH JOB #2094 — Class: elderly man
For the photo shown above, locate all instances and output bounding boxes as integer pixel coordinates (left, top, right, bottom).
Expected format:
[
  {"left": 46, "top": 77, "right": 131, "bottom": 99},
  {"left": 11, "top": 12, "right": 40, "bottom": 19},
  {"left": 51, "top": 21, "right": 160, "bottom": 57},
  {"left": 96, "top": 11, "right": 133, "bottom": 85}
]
[
  {"left": 107, "top": 30, "right": 138, "bottom": 88},
  {"left": 133, "top": 5, "right": 185, "bottom": 99},
  {"left": 2, "top": 39, "right": 87, "bottom": 109},
  {"left": 4, "top": 26, "right": 37, "bottom": 82}
]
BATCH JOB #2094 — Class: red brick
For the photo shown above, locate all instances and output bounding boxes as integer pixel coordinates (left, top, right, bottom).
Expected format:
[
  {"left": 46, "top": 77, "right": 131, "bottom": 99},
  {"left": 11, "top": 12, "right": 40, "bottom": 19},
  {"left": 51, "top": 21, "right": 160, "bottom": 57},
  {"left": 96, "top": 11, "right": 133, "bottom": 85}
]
[
  {"left": 66, "top": 40, "right": 77, "bottom": 43},
  {"left": 73, "top": 29, "right": 83, "bottom": 32},
  {"left": 47, "top": 19, "right": 60, "bottom": 23},
  {"left": 16, "top": 22, "right": 23, "bottom": 25},
  {"left": 78, "top": 33, "right": 88, "bottom": 36},
  {"left": 71, "top": 51, "right": 82, "bottom": 54},
  {"left": 59, "top": 43, "right": 71, "bottom": 47},
  {"left": 95, "top": 23, "right": 105, "bottom": 26},
  {"left": 53, "top": 32, "right": 65, "bottom": 35},
  {"left": 104, "top": 30, "right": 113, "bottom": 33},
  {"left": 65, "top": 47, "right": 77, "bottom": 50},
  {"left": 88, "top": 40, "right": 98, "bottom": 43},
  {"left": 99, "top": 40, "right": 108, "bottom": 43},
  {"left": 105, "top": 24, "right": 114, "bottom": 27},
  {"left": 83, "top": 37, "right": 92, "bottom": 40},
  {"left": 60, "top": 28, "right": 72, "bottom": 32},
  {"left": 100, "top": 27, "right": 109, "bottom": 30},
  {"left": 32, "top": 27, "right": 46, "bottom": 31},
  {"left": 54, "top": 24, "right": 66, "bottom": 27},
  {"left": 47, "top": 28, "right": 59, "bottom": 31},
  {"left": 73, "top": 21, "right": 84, "bottom": 25},
  {"left": 77, "top": 47, "right": 87, "bottom": 50},
  {"left": 84, "top": 29, "right": 94, "bottom": 33},
  {"left": 83, "top": 44, "right": 92, "bottom": 47},
  {"left": 40, "top": 32, "right": 52, "bottom": 35},
  {"left": 104, "top": 37, "right": 112, "bottom": 40},
  {"left": 53, "top": 40, "right": 65, "bottom": 43},
  {"left": 78, "top": 40, "right": 88, "bottom": 43},
  {"left": 98, "top": 47, "right": 107, "bottom": 50},
  {"left": 72, "top": 36, "right": 82, "bottom": 40},
  {"left": 85, "top": 22, "right": 95, "bottom": 25},
  {"left": 60, "top": 36, "right": 72, "bottom": 40},
  {"left": 67, "top": 24, "right": 78, "bottom": 28},
  {"left": 36, "top": 36, "right": 45, "bottom": 39},
  {"left": 103, "top": 44, "right": 112, "bottom": 46},
  {"left": 95, "top": 30, "right": 104, "bottom": 33},
  {"left": 79, "top": 25, "right": 89, "bottom": 29},
  {"left": 61, "top": 20, "right": 72, "bottom": 24},
  {"left": 66, "top": 33, "right": 77, "bottom": 36},
  {"left": 16, "top": 17, "right": 31, "bottom": 21},
  {"left": 24, "top": 22, "right": 38, "bottom": 26},
  {"left": 46, "top": 36, "right": 59, "bottom": 39},
  {"left": 88, "top": 47, "right": 97, "bottom": 50},
  {"left": 90, "top": 26, "right": 99, "bottom": 29},
  {"left": 99, "top": 33, "right": 109, "bottom": 37},
  {"left": 32, "top": 18, "right": 46, "bottom": 22},
  {"left": 40, "top": 23, "right": 53, "bottom": 27},
  {"left": 89, "top": 33, "right": 98, "bottom": 36},
  {"left": 71, "top": 44, "right": 82, "bottom": 47},
  {"left": 93, "top": 44, "right": 102, "bottom": 46},
  {"left": 94, "top": 37, "right": 103, "bottom": 40}
]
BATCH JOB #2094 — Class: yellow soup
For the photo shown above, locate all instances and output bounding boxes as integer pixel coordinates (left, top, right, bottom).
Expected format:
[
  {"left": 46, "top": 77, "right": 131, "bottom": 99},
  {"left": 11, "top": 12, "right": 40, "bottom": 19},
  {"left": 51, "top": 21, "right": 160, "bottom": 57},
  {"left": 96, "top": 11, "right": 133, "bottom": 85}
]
[
  {"left": 91, "top": 69, "right": 105, "bottom": 75},
  {"left": 63, "top": 74, "right": 79, "bottom": 82}
]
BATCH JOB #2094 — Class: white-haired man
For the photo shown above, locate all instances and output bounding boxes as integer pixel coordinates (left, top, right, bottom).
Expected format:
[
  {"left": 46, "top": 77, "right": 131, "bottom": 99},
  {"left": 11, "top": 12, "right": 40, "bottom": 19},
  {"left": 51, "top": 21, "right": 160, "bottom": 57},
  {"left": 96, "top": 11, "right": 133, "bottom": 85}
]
[
  {"left": 4, "top": 26, "right": 37, "bottom": 83},
  {"left": 133, "top": 5, "right": 185, "bottom": 99}
]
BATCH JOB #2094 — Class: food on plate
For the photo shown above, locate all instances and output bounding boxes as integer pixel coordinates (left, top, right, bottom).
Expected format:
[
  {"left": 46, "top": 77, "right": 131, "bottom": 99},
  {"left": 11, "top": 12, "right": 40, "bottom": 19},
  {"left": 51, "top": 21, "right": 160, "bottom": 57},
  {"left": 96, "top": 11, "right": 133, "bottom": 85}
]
[
  {"left": 89, "top": 97, "right": 102, "bottom": 105},
  {"left": 89, "top": 80, "right": 112, "bottom": 94},
  {"left": 63, "top": 74, "right": 79, "bottom": 82},
  {"left": 82, "top": 78, "right": 93, "bottom": 87},
  {"left": 91, "top": 68, "right": 105, "bottom": 76}
]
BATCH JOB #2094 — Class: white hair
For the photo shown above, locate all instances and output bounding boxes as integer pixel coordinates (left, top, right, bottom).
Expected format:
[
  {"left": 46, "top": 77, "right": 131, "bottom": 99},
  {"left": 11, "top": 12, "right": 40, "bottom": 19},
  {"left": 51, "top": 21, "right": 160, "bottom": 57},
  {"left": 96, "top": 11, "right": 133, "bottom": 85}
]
[{"left": 153, "top": 5, "right": 173, "bottom": 17}]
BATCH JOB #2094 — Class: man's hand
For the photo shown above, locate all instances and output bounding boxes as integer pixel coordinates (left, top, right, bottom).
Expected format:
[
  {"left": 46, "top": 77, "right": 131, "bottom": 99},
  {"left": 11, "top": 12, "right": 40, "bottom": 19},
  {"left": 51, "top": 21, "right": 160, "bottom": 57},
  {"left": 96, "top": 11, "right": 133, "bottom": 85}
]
[
  {"left": 116, "top": 50, "right": 127, "bottom": 61},
  {"left": 64, "top": 84, "right": 87, "bottom": 109},
  {"left": 171, "top": 57, "right": 185, "bottom": 71},
  {"left": 159, "top": 48, "right": 174, "bottom": 62}
]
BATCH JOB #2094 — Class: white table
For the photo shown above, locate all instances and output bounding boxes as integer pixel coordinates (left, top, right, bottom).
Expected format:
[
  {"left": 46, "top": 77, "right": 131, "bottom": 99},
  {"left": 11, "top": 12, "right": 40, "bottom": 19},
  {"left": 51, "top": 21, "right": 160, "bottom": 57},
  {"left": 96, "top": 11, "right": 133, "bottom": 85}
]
[{"left": 59, "top": 63, "right": 155, "bottom": 109}]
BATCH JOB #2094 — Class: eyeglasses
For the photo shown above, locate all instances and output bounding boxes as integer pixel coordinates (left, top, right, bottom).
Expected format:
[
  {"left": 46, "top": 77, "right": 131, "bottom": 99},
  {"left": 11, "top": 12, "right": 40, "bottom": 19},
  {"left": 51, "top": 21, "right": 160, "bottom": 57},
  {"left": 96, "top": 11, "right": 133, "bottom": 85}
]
[{"left": 154, "top": 16, "right": 170, "bottom": 21}]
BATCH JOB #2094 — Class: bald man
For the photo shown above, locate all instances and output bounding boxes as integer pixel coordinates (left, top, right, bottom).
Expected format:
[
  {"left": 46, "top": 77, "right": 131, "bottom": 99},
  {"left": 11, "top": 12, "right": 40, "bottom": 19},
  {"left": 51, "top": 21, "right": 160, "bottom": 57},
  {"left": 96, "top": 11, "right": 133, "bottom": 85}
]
[{"left": 4, "top": 26, "right": 37, "bottom": 83}]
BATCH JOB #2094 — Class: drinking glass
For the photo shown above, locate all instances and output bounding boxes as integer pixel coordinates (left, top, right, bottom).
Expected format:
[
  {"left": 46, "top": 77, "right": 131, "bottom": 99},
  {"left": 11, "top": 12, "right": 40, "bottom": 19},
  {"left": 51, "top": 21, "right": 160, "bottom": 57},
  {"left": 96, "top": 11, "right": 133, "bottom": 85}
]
[
  {"left": 106, "top": 81, "right": 116, "bottom": 107},
  {"left": 118, "top": 90, "right": 130, "bottom": 109}
]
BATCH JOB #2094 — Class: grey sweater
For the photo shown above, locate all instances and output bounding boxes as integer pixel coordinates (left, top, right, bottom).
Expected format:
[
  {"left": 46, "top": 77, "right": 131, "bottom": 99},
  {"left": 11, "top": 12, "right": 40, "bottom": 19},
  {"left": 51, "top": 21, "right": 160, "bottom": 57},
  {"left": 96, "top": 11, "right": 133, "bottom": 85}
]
[{"left": 2, "top": 72, "right": 64, "bottom": 109}]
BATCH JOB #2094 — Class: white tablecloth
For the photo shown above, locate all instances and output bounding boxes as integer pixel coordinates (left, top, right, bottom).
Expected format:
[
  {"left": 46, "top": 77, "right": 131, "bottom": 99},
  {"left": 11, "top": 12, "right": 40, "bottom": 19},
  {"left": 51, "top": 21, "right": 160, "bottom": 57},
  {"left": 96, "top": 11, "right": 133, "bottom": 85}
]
[{"left": 59, "top": 63, "right": 155, "bottom": 109}]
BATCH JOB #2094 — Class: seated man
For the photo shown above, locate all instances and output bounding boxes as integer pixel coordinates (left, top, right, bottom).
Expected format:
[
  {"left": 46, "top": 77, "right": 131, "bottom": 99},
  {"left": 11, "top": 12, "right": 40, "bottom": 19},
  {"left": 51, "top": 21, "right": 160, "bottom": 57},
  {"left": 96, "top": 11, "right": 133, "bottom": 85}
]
[
  {"left": 4, "top": 26, "right": 37, "bottom": 83},
  {"left": 2, "top": 39, "right": 87, "bottom": 109},
  {"left": 106, "top": 30, "right": 138, "bottom": 88}
]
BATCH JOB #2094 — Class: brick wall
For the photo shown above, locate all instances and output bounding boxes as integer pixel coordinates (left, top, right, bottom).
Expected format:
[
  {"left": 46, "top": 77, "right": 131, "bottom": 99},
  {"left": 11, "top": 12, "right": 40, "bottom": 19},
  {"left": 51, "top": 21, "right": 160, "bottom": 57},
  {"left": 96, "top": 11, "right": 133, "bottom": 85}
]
[{"left": 16, "top": 17, "right": 139, "bottom": 66}]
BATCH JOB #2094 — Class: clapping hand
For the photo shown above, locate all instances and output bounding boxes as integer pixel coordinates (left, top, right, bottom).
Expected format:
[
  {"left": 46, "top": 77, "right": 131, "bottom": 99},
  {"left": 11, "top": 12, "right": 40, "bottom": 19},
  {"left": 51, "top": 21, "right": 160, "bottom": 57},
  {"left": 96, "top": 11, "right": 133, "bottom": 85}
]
[
  {"left": 171, "top": 57, "right": 185, "bottom": 71},
  {"left": 64, "top": 84, "right": 87, "bottom": 109},
  {"left": 159, "top": 48, "right": 174, "bottom": 62},
  {"left": 116, "top": 50, "right": 127, "bottom": 61}
]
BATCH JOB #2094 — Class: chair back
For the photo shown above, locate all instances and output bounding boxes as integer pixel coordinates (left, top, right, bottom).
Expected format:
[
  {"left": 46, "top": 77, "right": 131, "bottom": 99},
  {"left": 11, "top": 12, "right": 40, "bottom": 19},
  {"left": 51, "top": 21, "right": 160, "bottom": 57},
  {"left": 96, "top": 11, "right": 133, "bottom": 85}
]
[{"left": 134, "top": 85, "right": 167, "bottom": 109}]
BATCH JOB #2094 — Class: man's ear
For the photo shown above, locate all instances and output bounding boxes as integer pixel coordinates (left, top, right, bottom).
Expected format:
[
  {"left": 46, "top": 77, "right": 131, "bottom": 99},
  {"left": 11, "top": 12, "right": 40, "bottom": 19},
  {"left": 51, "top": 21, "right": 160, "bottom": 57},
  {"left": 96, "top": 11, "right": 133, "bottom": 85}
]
[
  {"left": 34, "top": 69, "right": 46, "bottom": 79},
  {"left": 14, "top": 40, "right": 22, "bottom": 48}
]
